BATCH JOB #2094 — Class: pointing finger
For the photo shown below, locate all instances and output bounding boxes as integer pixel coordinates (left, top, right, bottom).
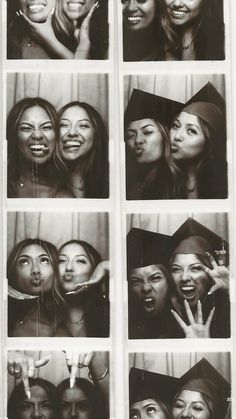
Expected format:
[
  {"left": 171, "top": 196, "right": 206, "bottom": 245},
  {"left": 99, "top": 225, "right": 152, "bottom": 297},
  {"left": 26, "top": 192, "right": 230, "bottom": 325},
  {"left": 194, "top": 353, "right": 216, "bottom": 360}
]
[{"left": 70, "top": 352, "right": 79, "bottom": 389}]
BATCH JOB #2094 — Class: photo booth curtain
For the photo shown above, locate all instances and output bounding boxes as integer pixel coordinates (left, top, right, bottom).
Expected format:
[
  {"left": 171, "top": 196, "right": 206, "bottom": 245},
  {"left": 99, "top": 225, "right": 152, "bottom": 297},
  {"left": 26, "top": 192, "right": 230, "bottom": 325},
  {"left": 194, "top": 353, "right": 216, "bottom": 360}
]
[
  {"left": 124, "top": 74, "right": 225, "bottom": 110},
  {"left": 7, "top": 212, "right": 109, "bottom": 260},
  {"left": 127, "top": 213, "right": 228, "bottom": 242},
  {"left": 8, "top": 351, "right": 109, "bottom": 398},
  {"left": 7, "top": 73, "right": 109, "bottom": 127},
  {"left": 129, "top": 352, "right": 230, "bottom": 382}
]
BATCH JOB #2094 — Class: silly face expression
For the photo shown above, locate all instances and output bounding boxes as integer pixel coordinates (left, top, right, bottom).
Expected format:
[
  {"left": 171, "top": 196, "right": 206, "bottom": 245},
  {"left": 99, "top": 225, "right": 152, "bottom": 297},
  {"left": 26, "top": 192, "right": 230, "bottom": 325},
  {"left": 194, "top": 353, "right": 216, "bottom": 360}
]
[
  {"left": 59, "top": 106, "right": 94, "bottom": 162},
  {"left": 18, "top": 0, "right": 56, "bottom": 22},
  {"left": 128, "top": 264, "right": 168, "bottom": 318},
  {"left": 126, "top": 118, "right": 163, "bottom": 164},
  {"left": 61, "top": 387, "right": 92, "bottom": 419},
  {"left": 170, "top": 112, "right": 206, "bottom": 161},
  {"left": 172, "top": 390, "right": 211, "bottom": 419},
  {"left": 15, "top": 244, "right": 54, "bottom": 295},
  {"left": 130, "top": 399, "right": 167, "bottom": 419},
  {"left": 58, "top": 243, "right": 94, "bottom": 292},
  {"left": 19, "top": 385, "right": 54, "bottom": 419},
  {"left": 171, "top": 254, "right": 211, "bottom": 307},
  {"left": 164, "top": 0, "right": 203, "bottom": 27},
  {"left": 17, "top": 105, "right": 56, "bottom": 165},
  {"left": 122, "top": 0, "right": 156, "bottom": 31},
  {"left": 62, "top": 0, "right": 96, "bottom": 22}
]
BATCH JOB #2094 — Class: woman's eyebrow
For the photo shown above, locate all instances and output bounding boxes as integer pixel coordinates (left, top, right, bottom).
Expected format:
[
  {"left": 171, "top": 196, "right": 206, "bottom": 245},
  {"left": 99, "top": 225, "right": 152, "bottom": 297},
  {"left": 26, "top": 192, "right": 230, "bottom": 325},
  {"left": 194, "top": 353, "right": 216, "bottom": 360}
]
[
  {"left": 140, "top": 123, "right": 156, "bottom": 129},
  {"left": 185, "top": 123, "right": 200, "bottom": 130}
]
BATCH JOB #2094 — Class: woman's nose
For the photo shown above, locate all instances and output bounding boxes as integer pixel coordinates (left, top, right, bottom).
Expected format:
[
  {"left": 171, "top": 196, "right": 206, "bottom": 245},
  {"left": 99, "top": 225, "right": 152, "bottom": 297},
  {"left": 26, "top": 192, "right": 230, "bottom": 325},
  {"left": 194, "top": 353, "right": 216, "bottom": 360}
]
[
  {"left": 173, "top": 129, "right": 183, "bottom": 142},
  {"left": 31, "top": 260, "right": 40, "bottom": 274},
  {"left": 141, "top": 281, "right": 152, "bottom": 292},
  {"left": 181, "top": 269, "right": 191, "bottom": 282},
  {"left": 65, "top": 260, "right": 73, "bottom": 272},
  {"left": 68, "top": 125, "right": 78, "bottom": 137},
  {"left": 32, "top": 127, "right": 43, "bottom": 140},
  {"left": 181, "top": 405, "right": 192, "bottom": 418},
  {"left": 172, "top": 0, "right": 184, "bottom": 7},
  {"left": 126, "top": 0, "right": 138, "bottom": 12},
  {"left": 134, "top": 132, "right": 144, "bottom": 145}
]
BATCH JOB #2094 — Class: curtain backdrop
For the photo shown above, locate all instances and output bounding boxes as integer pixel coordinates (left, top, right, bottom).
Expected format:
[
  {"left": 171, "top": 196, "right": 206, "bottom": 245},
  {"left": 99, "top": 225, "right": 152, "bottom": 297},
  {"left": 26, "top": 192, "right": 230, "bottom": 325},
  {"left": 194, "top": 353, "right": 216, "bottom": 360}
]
[
  {"left": 7, "top": 73, "right": 109, "bottom": 128},
  {"left": 129, "top": 352, "right": 230, "bottom": 382},
  {"left": 8, "top": 351, "right": 109, "bottom": 398},
  {"left": 127, "top": 213, "right": 228, "bottom": 242},
  {"left": 7, "top": 212, "right": 109, "bottom": 260},
  {"left": 124, "top": 74, "right": 225, "bottom": 111}
]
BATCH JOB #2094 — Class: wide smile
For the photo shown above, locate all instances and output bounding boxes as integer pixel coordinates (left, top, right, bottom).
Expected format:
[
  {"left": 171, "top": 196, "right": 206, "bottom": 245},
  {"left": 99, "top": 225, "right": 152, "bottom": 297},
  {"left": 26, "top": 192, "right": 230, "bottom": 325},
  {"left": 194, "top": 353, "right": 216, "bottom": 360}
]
[
  {"left": 180, "top": 285, "right": 196, "bottom": 300},
  {"left": 126, "top": 15, "right": 143, "bottom": 25},
  {"left": 66, "top": 1, "right": 85, "bottom": 10},
  {"left": 29, "top": 144, "right": 49, "bottom": 157},
  {"left": 142, "top": 297, "right": 156, "bottom": 313},
  {"left": 62, "top": 139, "right": 83, "bottom": 152},
  {"left": 27, "top": 2, "right": 47, "bottom": 13},
  {"left": 170, "top": 8, "right": 188, "bottom": 19}
]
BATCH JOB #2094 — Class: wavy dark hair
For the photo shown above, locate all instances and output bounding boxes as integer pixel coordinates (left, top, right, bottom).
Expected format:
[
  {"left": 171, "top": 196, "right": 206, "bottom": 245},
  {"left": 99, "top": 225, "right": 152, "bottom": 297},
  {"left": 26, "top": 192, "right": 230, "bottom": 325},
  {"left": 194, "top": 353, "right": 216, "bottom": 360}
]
[
  {"left": 160, "top": 0, "right": 225, "bottom": 60},
  {"left": 57, "top": 240, "right": 109, "bottom": 337},
  {"left": 53, "top": 0, "right": 109, "bottom": 59},
  {"left": 173, "top": 388, "right": 215, "bottom": 419},
  {"left": 7, "top": 97, "right": 60, "bottom": 197},
  {"left": 125, "top": 118, "right": 178, "bottom": 199},
  {"left": 122, "top": 0, "right": 166, "bottom": 61},
  {"left": 7, "top": 238, "right": 65, "bottom": 336},
  {"left": 58, "top": 101, "right": 109, "bottom": 198},
  {"left": 172, "top": 115, "right": 228, "bottom": 199},
  {"left": 8, "top": 377, "right": 57, "bottom": 419},
  {"left": 57, "top": 377, "right": 107, "bottom": 419}
]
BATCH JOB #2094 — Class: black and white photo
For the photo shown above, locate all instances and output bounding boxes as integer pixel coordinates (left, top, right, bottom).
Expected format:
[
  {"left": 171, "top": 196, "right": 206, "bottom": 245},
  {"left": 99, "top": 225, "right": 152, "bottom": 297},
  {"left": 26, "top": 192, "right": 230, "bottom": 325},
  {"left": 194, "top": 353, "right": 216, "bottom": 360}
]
[
  {"left": 7, "top": 211, "right": 110, "bottom": 337},
  {"left": 7, "top": 73, "right": 109, "bottom": 198},
  {"left": 127, "top": 213, "right": 230, "bottom": 339},
  {"left": 124, "top": 75, "right": 227, "bottom": 200}
]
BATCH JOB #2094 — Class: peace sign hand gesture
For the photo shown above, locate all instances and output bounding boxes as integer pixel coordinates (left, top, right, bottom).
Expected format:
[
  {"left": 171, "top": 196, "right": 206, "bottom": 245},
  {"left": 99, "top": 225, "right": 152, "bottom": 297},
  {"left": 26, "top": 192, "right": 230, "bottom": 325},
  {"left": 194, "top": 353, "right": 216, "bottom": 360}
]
[
  {"left": 201, "top": 252, "right": 229, "bottom": 295},
  {"left": 171, "top": 300, "right": 215, "bottom": 338}
]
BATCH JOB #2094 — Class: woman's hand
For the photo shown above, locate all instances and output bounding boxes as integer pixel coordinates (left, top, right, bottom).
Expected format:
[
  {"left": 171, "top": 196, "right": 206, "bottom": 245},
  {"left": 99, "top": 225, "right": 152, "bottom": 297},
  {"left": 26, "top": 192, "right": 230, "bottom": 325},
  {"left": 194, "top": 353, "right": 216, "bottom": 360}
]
[
  {"left": 202, "top": 252, "right": 229, "bottom": 295},
  {"left": 171, "top": 300, "right": 215, "bottom": 338},
  {"left": 8, "top": 351, "right": 51, "bottom": 398},
  {"left": 74, "top": 1, "right": 100, "bottom": 59},
  {"left": 66, "top": 261, "right": 109, "bottom": 295},
  {"left": 64, "top": 351, "right": 94, "bottom": 388},
  {"left": 8, "top": 285, "right": 37, "bottom": 300}
]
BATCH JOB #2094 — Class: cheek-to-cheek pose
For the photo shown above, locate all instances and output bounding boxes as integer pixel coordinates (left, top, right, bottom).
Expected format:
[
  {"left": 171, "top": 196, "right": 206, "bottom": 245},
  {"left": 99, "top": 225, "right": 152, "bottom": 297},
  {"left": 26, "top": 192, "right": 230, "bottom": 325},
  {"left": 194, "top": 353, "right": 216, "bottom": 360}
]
[
  {"left": 59, "top": 105, "right": 94, "bottom": 162},
  {"left": 171, "top": 254, "right": 211, "bottom": 308},
  {"left": 17, "top": 105, "right": 56, "bottom": 165},
  {"left": 126, "top": 118, "right": 163, "bottom": 164},
  {"left": 15, "top": 244, "right": 54, "bottom": 296},
  {"left": 129, "top": 265, "right": 169, "bottom": 318},
  {"left": 170, "top": 112, "right": 206, "bottom": 161},
  {"left": 122, "top": 0, "right": 157, "bottom": 31},
  {"left": 17, "top": 0, "right": 56, "bottom": 22},
  {"left": 172, "top": 390, "right": 211, "bottom": 419},
  {"left": 164, "top": 0, "right": 203, "bottom": 27}
]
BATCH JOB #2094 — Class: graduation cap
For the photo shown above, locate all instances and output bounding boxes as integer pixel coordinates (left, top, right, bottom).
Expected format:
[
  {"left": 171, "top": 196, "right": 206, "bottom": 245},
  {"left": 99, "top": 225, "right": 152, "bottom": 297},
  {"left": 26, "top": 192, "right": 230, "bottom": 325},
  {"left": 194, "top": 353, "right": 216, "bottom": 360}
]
[
  {"left": 127, "top": 228, "right": 171, "bottom": 272},
  {"left": 171, "top": 218, "right": 228, "bottom": 264},
  {"left": 124, "top": 89, "right": 183, "bottom": 129},
  {"left": 129, "top": 367, "right": 179, "bottom": 406},
  {"left": 178, "top": 358, "right": 231, "bottom": 417},
  {"left": 185, "top": 82, "right": 226, "bottom": 113}
]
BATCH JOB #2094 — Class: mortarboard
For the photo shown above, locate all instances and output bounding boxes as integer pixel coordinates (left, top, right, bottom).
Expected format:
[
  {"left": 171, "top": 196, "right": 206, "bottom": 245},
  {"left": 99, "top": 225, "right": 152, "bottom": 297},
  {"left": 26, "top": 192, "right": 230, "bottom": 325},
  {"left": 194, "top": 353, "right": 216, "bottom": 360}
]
[
  {"left": 171, "top": 218, "right": 228, "bottom": 263},
  {"left": 185, "top": 82, "right": 226, "bottom": 114},
  {"left": 177, "top": 358, "right": 231, "bottom": 417},
  {"left": 129, "top": 367, "right": 179, "bottom": 406},
  {"left": 127, "top": 228, "right": 171, "bottom": 272},
  {"left": 124, "top": 89, "right": 183, "bottom": 128}
]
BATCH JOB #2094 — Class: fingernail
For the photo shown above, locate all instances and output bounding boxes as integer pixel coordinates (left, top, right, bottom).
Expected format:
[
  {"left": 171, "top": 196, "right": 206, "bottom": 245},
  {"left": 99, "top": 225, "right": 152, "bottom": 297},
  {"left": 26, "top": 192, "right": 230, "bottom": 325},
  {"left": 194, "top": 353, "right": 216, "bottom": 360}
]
[
  {"left": 66, "top": 291, "right": 75, "bottom": 295},
  {"left": 26, "top": 390, "right": 31, "bottom": 400},
  {"left": 70, "top": 378, "right": 74, "bottom": 389},
  {"left": 208, "top": 291, "right": 212, "bottom": 295}
]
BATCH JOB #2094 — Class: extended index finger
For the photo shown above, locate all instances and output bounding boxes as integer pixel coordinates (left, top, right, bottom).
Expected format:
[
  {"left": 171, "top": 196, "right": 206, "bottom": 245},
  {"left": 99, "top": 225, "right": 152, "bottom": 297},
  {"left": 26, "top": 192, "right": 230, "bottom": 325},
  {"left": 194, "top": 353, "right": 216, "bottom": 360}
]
[
  {"left": 70, "top": 352, "right": 79, "bottom": 389},
  {"left": 21, "top": 359, "right": 31, "bottom": 399},
  {"left": 171, "top": 309, "right": 188, "bottom": 332}
]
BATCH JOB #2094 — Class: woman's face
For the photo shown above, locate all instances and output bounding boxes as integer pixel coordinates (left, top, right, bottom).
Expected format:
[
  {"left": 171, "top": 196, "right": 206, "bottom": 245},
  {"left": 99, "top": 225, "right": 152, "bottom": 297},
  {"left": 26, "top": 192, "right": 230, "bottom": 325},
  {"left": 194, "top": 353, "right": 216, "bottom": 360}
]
[
  {"left": 17, "top": 105, "right": 56, "bottom": 165},
  {"left": 171, "top": 254, "right": 211, "bottom": 307},
  {"left": 58, "top": 243, "right": 94, "bottom": 292},
  {"left": 130, "top": 399, "right": 167, "bottom": 419},
  {"left": 170, "top": 112, "right": 206, "bottom": 161},
  {"left": 17, "top": 0, "right": 56, "bottom": 22},
  {"left": 164, "top": 0, "right": 203, "bottom": 27},
  {"left": 122, "top": 0, "right": 156, "bottom": 31},
  {"left": 128, "top": 265, "right": 168, "bottom": 318},
  {"left": 172, "top": 390, "right": 211, "bottom": 419},
  {"left": 61, "top": 387, "right": 92, "bottom": 419},
  {"left": 126, "top": 118, "right": 163, "bottom": 164},
  {"left": 14, "top": 244, "right": 54, "bottom": 295},
  {"left": 62, "top": 0, "right": 96, "bottom": 21},
  {"left": 19, "top": 385, "right": 54, "bottom": 419},
  {"left": 59, "top": 106, "right": 94, "bottom": 162}
]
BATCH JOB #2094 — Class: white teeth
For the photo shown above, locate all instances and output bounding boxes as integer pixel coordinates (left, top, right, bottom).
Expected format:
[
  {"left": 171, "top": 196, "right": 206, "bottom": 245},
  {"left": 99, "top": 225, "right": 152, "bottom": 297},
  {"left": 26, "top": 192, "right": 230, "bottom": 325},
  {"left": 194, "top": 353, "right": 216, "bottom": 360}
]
[
  {"left": 28, "top": 4, "right": 45, "bottom": 12},
  {"left": 128, "top": 16, "right": 142, "bottom": 22},
  {"left": 68, "top": 2, "right": 82, "bottom": 9},
  {"left": 65, "top": 140, "right": 82, "bottom": 146},
  {"left": 144, "top": 298, "right": 153, "bottom": 302},
  {"left": 181, "top": 286, "right": 195, "bottom": 291},
  {"left": 172, "top": 10, "right": 187, "bottom": 16},
  {"left": 29, "top": 144, "right": 47, "bottom": 150}
]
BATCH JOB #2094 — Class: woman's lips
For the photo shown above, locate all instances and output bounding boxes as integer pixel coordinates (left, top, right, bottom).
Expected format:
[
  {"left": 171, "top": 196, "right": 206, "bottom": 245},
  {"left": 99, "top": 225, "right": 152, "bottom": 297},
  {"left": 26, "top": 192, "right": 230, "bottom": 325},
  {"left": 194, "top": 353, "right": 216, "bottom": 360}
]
[
  {"left": 142, "top": 297, "right": 155, "bottom": 313},
  {"left": 126, "top": 16, "right": 143, "bottom": 25},
  {"left": 180, "top": 285, "right": 196, "bottom": 300},
  {"left": 62, "top": 139, "right": 83, "bottom": 152},
  {"left": 134, "top": 147, "right": 144, "bottom": 155},
  {"left": 170, "top": 145, "right": 180, "bottom": 152},
  {"left": 29, "top": 144, "right": 49, "bottom": 157},
  {"left": 169, "top": 8, "right": 188, "bottom": 19},
  {"left": 63, "top": 274, "right": 74, "bottom": 282},
  {"left": 27, "top": 2, "right": 47, "bottom": 13}
]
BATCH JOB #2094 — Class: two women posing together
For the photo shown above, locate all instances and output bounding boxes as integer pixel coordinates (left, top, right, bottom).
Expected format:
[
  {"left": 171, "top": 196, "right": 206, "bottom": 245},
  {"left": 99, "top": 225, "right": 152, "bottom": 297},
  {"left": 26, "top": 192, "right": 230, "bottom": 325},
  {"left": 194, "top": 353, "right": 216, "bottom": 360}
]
[
  {"left": 8, "top": 237, "right": 109, "bottom": 337},
  {"left": 7, "top": 97, "right": 109, "bottom": 198},
  {"left": 125, "top": 83, "right": 227, "bottom": 200}
]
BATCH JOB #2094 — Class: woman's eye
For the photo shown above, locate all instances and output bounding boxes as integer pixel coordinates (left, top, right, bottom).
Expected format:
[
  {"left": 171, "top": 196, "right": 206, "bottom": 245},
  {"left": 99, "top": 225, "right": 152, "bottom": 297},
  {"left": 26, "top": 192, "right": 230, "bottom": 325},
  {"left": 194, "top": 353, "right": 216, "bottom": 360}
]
[
  {"left": 59, "top": 122, "right": 70, "bottom": 128},
  {"left": 18, "top": 258, "right": 29, "bottom": 266},
  {"left": 171, "top": 121, "right": 179, "bottom": 130},
  {"left": 130, "top": 410, "right": 139, "bottom": 419},
  {"left": 79, "top": 123, "right": 90, "bottom": 129},
  {"left": 193, "top": 406, "right": 204, "bottom": 412},
  {"left": 41, "top": 124, "right": 53, "bottom": 131},
  {"left": 75, "top": 258, "right": 87, "bottom": 264},
  {"left": 191, "top": 265, "right": 203, "bottom": 272},
  {"left": 146, "top": 406, "right": 156, "bottom": 414},
  {"left": 40, "top": 256, "right": 50, "bottom": 264},
  {"left": 150, "top": 275, "right": 162, "bottom": 282},
  {"left": 187, "top": 128, "right": 197, "bottom": 135},
  {"left": 41, "top": 402, "right": 51, "bottom": 409},
  {"left": 171, "top": 267, "right": 181, "bottom": 273},
  {"left": 173, "top": 402, "right": 184, "bottom": 409},
  {"left": 58, "top": 257, "right": 67, "bottom": 264},
  {"left": 19, "top": 126, "right": 32, "bottom": 132},
  {"left": 20, "top": 403, "right": 31, "bottom": 410},
  {"left": 143, "top": 130, "right": 153, "bottom": 135}
]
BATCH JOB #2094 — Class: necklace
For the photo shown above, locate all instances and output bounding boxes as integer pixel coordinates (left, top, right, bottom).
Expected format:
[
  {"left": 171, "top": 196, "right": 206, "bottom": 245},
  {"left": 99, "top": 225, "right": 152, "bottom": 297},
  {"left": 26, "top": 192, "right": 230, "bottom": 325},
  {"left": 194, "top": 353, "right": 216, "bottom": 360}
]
[{"left": 27, "top": 39, "right": 33, "bottom": 47}]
